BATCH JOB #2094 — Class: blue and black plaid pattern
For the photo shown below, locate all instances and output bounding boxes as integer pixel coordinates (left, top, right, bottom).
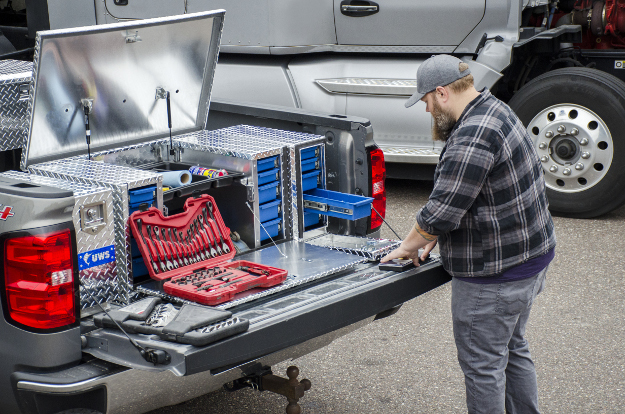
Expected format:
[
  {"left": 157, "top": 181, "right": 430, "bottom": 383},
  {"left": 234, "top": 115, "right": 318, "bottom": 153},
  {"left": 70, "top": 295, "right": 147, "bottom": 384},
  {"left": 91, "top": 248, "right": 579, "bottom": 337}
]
[{"left": 416, "top": 90, "right": 556, "bottom": 278}]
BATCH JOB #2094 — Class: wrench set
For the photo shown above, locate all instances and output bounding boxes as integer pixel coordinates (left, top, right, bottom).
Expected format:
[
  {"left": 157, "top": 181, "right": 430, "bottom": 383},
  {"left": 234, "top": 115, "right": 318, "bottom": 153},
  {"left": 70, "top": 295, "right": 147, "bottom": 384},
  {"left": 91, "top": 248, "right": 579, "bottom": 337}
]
[{"left": 129, "top": 194, "right": 287, "bottom": 305}]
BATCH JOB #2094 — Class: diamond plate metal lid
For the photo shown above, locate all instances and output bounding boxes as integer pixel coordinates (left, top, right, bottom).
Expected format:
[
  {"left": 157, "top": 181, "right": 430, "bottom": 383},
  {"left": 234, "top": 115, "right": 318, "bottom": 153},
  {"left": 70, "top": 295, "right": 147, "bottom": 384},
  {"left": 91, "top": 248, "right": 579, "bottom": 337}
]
[{"left": 22, "top": 10, "right": 225, "bottom": 169}]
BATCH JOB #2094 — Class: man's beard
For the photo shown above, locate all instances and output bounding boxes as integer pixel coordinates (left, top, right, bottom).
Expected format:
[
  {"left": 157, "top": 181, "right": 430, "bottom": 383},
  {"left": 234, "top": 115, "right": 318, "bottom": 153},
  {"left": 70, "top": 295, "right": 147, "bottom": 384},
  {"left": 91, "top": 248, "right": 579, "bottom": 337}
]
[{"left": 431, "top": 99, "right": 456, "bottom": 142}]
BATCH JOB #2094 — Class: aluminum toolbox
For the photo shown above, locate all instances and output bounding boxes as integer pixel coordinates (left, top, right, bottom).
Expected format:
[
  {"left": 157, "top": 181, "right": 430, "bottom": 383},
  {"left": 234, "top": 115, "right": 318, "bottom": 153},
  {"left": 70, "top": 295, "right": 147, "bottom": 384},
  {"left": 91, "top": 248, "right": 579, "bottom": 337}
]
[
  {"left": 0, "top": 171, "right": 121, "bottom": 313},
  {"left": 0, "top": 60, "right": 33, "bottom": 152},
  {"left": 16, "top": 11, "right": 226, "bottom": 306},
  {"left": 205, "top": 125, "right": 331, "bottom": 240}
]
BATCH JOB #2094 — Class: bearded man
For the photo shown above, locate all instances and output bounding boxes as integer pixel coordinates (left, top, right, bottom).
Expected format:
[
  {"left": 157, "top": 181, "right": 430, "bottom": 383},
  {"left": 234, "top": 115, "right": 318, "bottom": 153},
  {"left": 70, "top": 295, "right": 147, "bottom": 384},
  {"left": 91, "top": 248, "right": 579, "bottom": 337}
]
[{"left": 382, "top": 54, "right": 556, "bottom": 414}]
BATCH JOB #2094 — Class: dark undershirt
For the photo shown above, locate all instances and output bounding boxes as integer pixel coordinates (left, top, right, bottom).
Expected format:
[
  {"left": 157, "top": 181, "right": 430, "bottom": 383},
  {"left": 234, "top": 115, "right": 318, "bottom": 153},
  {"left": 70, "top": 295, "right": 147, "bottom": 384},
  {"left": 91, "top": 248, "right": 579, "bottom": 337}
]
[{"left": 454, "top": 248, "right": 555, "bottom": 284}]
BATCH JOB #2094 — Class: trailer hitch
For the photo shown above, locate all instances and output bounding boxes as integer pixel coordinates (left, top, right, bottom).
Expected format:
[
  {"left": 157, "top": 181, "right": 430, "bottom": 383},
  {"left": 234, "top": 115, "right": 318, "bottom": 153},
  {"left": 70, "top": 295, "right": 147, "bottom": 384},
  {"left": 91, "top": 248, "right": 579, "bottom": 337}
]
[{"left": 225, "top": 365, "right": 312, "bottom": 414}]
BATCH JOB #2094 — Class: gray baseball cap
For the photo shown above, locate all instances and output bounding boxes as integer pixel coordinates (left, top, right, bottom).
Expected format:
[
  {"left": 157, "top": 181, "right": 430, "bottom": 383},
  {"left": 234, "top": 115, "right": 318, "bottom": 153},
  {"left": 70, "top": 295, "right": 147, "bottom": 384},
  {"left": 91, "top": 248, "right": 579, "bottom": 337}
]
[{"left": 405, "top": 55, "right": 471, "bottom": 108}]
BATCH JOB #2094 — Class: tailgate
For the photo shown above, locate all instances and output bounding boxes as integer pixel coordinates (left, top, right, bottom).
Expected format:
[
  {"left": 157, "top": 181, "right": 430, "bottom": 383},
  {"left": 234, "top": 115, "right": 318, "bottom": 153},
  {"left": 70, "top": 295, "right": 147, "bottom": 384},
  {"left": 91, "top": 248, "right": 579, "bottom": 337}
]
[{"left": 83, "top": 258, "right": 449, "bottom": 376}]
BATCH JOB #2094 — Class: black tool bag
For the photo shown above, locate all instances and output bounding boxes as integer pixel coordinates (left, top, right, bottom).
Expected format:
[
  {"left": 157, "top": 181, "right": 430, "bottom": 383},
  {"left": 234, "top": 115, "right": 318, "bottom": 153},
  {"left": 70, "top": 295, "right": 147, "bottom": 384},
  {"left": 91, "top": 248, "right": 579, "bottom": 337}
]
[{"left": 94, "top": 297, "right": 249, "bottom": 347}]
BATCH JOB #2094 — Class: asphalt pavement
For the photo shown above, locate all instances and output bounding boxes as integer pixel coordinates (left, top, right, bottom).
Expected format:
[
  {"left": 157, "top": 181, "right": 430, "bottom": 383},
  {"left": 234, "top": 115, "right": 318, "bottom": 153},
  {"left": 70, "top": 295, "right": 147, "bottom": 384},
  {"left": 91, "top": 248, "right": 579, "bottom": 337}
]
[{"left": 149, "top": 178, "right": 625, "bottom": 414}]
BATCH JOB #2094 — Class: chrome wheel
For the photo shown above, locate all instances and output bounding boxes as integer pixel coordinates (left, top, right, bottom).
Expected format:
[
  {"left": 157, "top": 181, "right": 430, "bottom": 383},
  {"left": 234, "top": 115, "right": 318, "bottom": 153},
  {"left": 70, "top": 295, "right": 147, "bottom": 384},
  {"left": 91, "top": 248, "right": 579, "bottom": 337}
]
[{"left": 527, "top": 104, "right": 613, "bottom": 193}]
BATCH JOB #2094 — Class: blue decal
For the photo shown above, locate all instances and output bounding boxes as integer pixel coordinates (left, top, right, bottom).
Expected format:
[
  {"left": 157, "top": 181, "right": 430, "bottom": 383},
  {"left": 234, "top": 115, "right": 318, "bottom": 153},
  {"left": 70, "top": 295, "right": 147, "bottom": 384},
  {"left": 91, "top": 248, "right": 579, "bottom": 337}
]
[{"left": 78, "top": 245, "right": 116, "bottom": 270}]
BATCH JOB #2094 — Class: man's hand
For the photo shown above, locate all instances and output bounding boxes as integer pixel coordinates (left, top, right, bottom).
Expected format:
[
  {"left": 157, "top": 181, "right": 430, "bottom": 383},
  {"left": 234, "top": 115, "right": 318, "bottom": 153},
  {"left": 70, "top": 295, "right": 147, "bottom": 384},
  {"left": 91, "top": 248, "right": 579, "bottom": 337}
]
[
  {"left": 380, "top": 245, "right": 421, "bottom": 265},
  {"left": 380, "top": 221, "right": 438, "bottom": 266}
]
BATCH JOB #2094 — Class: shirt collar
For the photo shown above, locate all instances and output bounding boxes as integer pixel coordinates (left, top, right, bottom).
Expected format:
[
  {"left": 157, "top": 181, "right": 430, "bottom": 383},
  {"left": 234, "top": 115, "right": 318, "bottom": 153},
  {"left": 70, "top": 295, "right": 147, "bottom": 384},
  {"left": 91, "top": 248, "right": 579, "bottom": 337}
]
[{"left": 448, "top": 88, "right": 491, "bottom": 140}]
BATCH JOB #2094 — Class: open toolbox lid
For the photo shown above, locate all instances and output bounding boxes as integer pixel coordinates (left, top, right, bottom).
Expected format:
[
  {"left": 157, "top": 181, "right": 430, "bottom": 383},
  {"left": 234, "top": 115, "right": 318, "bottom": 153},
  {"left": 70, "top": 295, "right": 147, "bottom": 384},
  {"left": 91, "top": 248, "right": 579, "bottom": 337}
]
[{"left": 21, "top": 10, "right": 225, "bottom": 169}]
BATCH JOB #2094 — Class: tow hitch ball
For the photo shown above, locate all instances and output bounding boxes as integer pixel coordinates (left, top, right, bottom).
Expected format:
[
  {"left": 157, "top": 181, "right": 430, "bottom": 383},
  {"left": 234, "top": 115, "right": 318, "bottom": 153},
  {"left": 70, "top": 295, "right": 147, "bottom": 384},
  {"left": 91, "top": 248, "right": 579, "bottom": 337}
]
[{"left": 225, "top": 365, "right": 312, "bottom": 414}]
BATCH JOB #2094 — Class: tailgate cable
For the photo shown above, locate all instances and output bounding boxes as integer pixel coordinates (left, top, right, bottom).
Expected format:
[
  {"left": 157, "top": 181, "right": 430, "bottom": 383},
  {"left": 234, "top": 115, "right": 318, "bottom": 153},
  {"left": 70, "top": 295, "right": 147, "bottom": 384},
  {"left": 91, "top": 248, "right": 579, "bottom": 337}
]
[
  {"left": 371, "top": 205, "right": 402, "bottom": 240},
  {"left": 79, "top": 279, "right": 171, "bottom": 365}
]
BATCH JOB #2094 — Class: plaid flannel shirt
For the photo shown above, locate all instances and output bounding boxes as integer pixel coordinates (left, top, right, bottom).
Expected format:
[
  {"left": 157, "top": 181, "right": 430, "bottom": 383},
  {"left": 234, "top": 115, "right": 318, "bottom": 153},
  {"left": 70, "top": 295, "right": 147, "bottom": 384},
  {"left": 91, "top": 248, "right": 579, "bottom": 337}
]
[{"left": 416, "top": 89, "right": 556, "bottom": 278}]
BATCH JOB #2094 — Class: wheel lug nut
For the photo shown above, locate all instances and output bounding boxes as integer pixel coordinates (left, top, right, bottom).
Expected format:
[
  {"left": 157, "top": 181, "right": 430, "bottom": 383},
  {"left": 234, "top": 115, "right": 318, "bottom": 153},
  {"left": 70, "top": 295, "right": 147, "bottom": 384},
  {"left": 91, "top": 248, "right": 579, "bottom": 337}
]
[
  {"left": 545, "top": 131, "right": 554, "bottom": 138},
  {"left": 581, "top": 151, "right": 591, "bottom": 159},
  {"left": 579, "top": 138, "right": 589, "bottom": 145},
  {"left": 538, "top": 142, "right": 548, "bottom": 150},
  {"left": 557, "top": 125, "right": 566, "bottom": 133},
  {"left": 540, "top": 156, "right": 549, "bottom": 163},
  {"left": 575, "top": 163, "right": 584, "bottom": 171},
  {"left": 549, "top": 165, "right": 559, "bottom": 173},
  {"left": 563, "top": 168, "right": 571, "bottom": 176},
  {"left": 571, "top": 128, "right": 579, "bottom": 136}
]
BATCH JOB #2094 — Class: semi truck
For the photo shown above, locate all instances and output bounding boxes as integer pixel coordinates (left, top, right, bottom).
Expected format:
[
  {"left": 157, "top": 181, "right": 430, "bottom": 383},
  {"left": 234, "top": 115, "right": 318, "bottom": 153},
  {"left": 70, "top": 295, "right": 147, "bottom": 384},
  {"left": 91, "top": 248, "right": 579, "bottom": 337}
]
[
  {"left": 2, "top": 0, "right": 618, "bottom": 218},
  {"left": 0, "top": 10, "right": 450, "bottom": 414}
]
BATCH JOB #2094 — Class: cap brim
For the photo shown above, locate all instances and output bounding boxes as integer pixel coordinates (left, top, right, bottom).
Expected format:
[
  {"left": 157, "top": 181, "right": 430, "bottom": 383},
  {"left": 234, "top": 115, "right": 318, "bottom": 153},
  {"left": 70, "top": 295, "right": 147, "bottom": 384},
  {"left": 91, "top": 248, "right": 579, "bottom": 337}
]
[{"left": 405, "top": 90, "right": 425, "bottom": 108}]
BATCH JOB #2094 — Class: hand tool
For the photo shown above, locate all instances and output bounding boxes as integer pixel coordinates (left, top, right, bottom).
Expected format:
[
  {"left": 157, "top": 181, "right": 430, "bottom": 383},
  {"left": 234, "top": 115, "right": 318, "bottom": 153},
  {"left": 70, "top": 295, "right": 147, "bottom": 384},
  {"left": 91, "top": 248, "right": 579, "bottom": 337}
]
[
  {"left": 146, "top": 224, "right": 168, "bottom": 272},
  {"left": 194, "top": 272, "right": 235, "bottom": 291},
  {"left": 189, "top": 225, "right": 207, "bottom": 261},
  {"left": 168, "top": 227, "right": 189, "bottom": 266},
  {"left": 199, "top": 213, "right": 222, "bottom": 256},
  {"left": 186, "top": 230, "right": 204, "bottom": 262},
  {"left": 153, "top": 226, "right": 174, "bottom": 271},
  {"left": 175, "top": 230, "right": 195, "bottom": 264},
  {"left": 192, "top": 219, "right": 214, "bottom": 259},
  {"left": 206, "top": 202, "right": 231, "bottom": 254},
  {"left": 136, "top": 219, "right": 159, "bottom": 274},
  {"left": 154, "top": 226, "right": 180, "bottom": 269},
  {"left": 235, "top": 265, "right": 270, "bottom": 276},
  {"left": 195, "top": 217, "right": 218, "bottom": 258},
  {"left": 160, "top": 227, "right": 179, "bottom": 268}
]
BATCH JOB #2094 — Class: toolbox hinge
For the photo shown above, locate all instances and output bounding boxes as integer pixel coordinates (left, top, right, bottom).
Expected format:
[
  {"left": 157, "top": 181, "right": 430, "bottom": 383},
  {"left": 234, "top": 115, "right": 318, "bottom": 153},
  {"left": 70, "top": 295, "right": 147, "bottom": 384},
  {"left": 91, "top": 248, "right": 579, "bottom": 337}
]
[{"left": 303, "top": 200, "right": 352, "bottom": 215}]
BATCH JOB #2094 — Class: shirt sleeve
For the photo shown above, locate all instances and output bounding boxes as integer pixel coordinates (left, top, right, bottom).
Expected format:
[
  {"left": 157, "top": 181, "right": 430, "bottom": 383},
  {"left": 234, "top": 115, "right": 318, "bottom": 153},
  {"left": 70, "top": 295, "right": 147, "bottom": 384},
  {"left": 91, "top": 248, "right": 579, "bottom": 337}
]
[{"left": 416, "top": 129, "right": 497, "bottom": 235}]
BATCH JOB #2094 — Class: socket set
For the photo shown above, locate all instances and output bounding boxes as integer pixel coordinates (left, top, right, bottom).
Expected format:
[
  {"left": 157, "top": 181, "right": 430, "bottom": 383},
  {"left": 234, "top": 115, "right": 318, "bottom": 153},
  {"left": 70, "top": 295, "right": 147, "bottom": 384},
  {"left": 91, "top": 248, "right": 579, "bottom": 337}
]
[
  {"left": 163, "top": 261, "right": 288, "bottom": 306},
  {"left": 129, "top": 194, "right": 288, "bottom": 305}
]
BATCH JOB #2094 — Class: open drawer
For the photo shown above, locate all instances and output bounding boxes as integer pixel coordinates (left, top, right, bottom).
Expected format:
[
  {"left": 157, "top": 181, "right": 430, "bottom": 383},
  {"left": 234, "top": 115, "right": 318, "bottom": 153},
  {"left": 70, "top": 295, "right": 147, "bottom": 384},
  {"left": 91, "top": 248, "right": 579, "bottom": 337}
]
[{"left": 303, "top": 188, "right": 373, "bottom": 220}]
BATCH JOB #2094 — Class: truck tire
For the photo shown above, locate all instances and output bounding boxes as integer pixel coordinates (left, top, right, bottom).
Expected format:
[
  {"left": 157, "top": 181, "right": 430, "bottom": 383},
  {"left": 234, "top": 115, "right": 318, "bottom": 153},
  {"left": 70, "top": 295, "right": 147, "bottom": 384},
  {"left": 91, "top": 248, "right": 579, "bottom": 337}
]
[{"left": 508, "top": 67, "right": 625, "bottom": 218}]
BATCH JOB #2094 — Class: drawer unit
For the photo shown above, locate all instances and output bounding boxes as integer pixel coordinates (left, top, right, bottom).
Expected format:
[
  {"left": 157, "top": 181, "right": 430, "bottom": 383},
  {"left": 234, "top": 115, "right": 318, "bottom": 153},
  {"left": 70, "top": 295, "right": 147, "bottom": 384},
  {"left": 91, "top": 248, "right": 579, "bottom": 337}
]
[
  {"left": 259, "top": 199, "right": 282, "bottom": 222},
  {"left": 260, "top": 218, "right": 282, "bottom": 241},
  {"left": 258, "top": 168, "right": 280, "bottom": 186},
  {"left": 303, "top": 188, "right": 373, "bottom": 221},
  {"left": 172, "top": 130, "right": 287, "bottom": 248},
  {"left": 301, "top": 156, "right": 320, "bottom": 173},
  {"left": 210, "top": 125, "right": 328, "bottom": 240}
]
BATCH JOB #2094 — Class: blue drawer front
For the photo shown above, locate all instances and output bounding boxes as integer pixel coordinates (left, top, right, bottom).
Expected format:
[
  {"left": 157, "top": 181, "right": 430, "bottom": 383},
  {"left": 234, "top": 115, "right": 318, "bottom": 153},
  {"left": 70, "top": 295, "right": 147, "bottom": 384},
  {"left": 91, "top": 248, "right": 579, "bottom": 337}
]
[
  {"left": 258, "top": 181, "right": 280, "bottom": 204},
  {"left": 257, "top": 156, "right": 279, "bottom": 172},
  {"left": 258, "top": 168, "right": 280, "bottom": 185},
  {"left": 303, "top": 188, "right": 373, "bottom": 220},
  {"left": 301, "top": 157, "right": 319, "bottom": 173},
  {"left": 304, "top": 211, "right": 321, "bottom": 228},
  {"left": 301, "top": 170, "right": 321, "bottom": 192},
  {"left": 132, "top": 257, "right": 149, "bottom": 278},
  {"left": 128, "top": 186, "right": 156, "bottom": 204},
  {"left": 300, "top": 146, "right": 320, "bottom": 160},
  {"left": 129, "top": 201, "right": 154, "bottom": 214},
  {"left": 260, "top": 218, "right": 282, "bottom": 241},
  {"left": 259, "top": 199, "right": 281, "bottom": 222}
]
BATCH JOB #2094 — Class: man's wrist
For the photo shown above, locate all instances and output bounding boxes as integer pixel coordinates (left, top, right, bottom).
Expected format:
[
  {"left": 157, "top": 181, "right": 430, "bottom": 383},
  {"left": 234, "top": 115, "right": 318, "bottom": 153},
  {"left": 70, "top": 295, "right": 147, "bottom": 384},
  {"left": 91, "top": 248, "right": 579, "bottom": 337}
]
[{"left": 415, "top": 221, "right": 437, "bottom": 242}]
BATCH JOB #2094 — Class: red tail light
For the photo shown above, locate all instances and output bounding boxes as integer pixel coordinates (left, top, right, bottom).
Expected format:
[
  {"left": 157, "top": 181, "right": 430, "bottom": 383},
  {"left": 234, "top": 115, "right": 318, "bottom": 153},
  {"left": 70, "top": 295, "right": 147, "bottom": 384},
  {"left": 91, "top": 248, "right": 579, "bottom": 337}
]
[
  {"left": 3, "top": 228, "right": 77, "bottom": 330},
  {"left": 368, "top": 147, "right": 386, "bottom": 232}
]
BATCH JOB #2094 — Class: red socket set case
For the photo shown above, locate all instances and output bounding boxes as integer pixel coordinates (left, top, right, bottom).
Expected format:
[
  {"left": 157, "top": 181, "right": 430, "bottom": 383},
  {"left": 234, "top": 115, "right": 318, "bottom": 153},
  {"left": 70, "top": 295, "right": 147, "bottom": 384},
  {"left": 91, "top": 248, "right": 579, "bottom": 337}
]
[{"left": 129, "top": 194, "right": 288, "bottom": 305}]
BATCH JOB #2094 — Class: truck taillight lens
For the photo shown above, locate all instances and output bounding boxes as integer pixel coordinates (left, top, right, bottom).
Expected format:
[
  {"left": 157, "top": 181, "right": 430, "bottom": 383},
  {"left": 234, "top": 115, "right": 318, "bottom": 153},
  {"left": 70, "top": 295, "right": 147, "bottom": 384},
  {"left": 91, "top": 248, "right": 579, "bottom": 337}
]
[
  {"left": 368, "top": 147, "right": 386, "bottom": 231},
  {"left": 4, "top": 229, "right": 76, "bottom": 330}
]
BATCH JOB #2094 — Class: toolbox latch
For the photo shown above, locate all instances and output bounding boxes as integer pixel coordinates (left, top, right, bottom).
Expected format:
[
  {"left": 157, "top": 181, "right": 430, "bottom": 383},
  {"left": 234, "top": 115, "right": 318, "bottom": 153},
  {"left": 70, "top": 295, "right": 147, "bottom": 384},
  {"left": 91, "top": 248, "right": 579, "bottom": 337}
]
[{"left": 80, "top": 202, "right": 108, "bottom": 235}]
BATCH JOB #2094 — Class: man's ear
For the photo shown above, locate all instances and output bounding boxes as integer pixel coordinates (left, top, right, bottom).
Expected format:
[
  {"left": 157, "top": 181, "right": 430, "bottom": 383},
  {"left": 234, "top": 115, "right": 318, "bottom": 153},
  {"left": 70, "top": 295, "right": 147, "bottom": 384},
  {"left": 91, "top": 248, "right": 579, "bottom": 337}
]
[{"left": 435, "top": 86, "right": 449, "bottom": 103}]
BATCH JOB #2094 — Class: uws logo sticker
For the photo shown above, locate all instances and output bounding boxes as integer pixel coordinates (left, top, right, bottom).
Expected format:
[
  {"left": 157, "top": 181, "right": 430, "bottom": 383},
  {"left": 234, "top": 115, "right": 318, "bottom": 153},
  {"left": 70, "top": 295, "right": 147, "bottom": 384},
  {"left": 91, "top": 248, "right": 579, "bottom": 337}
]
[{"left": 78, "top": 245, "right": 116, "bottom": 270}]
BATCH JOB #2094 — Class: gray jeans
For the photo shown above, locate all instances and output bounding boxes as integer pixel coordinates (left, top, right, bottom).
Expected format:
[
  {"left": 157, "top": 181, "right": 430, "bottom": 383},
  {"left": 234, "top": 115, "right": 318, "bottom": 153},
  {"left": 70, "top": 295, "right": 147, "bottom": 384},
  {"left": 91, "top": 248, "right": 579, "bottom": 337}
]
[{"left": 451, "top": 267, "right": 547, "bottom": 414}]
